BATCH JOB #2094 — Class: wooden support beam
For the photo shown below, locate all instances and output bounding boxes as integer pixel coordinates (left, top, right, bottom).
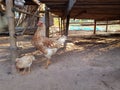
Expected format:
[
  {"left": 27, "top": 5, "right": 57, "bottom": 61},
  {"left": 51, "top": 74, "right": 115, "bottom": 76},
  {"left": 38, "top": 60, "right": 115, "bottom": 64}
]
[
  {"left": 93, "top": 20, "right": 96, "bottom": 34},
  {"left": 106, "top": 21, "right": 108, "bottom": 32},
  {"left": 63, "top": 0, "right": 76, "bottom": 36},
  {"left": 58, "top": 17, "right": 61, "bottom": 35},
  {"left": 67, "top": 0, "right": 76, "bottom": 14},
  {"left": 63, "top": 0, "right": 76, "bottom": 19},
  {"left": 6, "top": 0, "right": 18, "bottom": 73},
  {"left": 60, "top": 19, "right": 65, "bottom": 35},
  {"left": 78, "top": 21, "right": 120, "bottom": 26},
  {"left": 12, "top": 7, "right": 41, "bottom": 18},
  {"left": 21, "top": 5, "right": 41, "bottom": 35},
  {"left": 45, "top": 6, "right": 49, "bottom": 37},
  {"left": 65, "top": 14, "right": 70, "bottom": 36},
  {"left": 60, "top": 17, "right": 63, "bottom": 35},
  {"left": 63, "top": 19, "right": 66, "bottom": 35},
  {"left": 6, "top": 0, "right": 17, "bottom": 60}
]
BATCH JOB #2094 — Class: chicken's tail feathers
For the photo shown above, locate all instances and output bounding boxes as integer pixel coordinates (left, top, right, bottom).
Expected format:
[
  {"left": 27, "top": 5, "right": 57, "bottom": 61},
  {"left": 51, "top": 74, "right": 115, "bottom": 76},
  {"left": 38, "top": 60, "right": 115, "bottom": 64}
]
[{"left": 57, "top": 35, "right": 67, "bottom": 45}]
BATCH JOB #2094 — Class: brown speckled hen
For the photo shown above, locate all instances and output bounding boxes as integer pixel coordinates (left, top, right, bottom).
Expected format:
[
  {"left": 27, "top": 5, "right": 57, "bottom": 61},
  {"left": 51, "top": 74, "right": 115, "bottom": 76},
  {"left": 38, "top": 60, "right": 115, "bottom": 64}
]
[{"left": 32, "top": 21, "right": 67, "bottom": 68}]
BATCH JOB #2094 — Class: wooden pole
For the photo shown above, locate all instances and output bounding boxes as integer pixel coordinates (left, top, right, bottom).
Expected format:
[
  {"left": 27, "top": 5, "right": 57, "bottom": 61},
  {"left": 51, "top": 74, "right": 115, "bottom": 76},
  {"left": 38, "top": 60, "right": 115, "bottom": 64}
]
[
  {"left": 6, "top": 0, "right": 17, "bottom": 56},
  {"left": 6, "top": 0, "right": 17, "bottom": 73},
  {"left": 58, "top": 17, "right": 61, "bottom": 35},
  {"left": 106, "top": 21, "right": 108, "bottom": 32},
  {"left": 93, "top": 20, "right": 96, "bottom": 34},
  {"left": 63, "top": 19, "right": 66, "bottom": 35},
  {"left": 61, "top": 19, "right": 64, "bottom": 35},
  {"left": 60, "top": 18, "right": 62, "bottom": 35},
  {"left": 65, "top": 14, "right": 70, "bottom": 36},
  {"left": 45, "top": 6, "right": 49, "bottom": 37}
]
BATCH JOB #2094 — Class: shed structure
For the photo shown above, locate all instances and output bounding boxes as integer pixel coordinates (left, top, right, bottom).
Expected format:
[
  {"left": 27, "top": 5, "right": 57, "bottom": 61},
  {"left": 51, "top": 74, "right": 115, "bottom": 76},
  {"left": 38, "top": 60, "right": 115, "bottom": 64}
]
[
  {"left": 38, "top": 0, "right": 120, "bottom": 20},
  {"left": 36, "top": 0, "right": 120, "bottom": 35}
]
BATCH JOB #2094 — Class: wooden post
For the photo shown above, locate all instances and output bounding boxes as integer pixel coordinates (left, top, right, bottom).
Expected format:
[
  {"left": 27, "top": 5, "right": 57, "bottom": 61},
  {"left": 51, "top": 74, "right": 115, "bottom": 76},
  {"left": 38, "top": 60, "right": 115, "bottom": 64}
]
[
  {"left": 45, "top": 6, "right": 49, "bottom": 37},
  {"left": 58, "top": 17, "right": 61, "bottom": 35},
  {"left": 106, "top": 21, "right": 108, "bottom": 32},
  {"left": 61, "top": 18, "right": 63, "bottom": 35},
  {"left": 63, "top": 19, "right": 66, "bottom": 35},
  {"left": 61, "top": 19, "right": 63, "bottom": 35},
  {"left": 59, "top": 17, "right": 62, "bottom": 35},
  {"left": 6, "top": 0, "right": 17, "bottom": 73},
  {"left": 6, "top": 0, "right": 18, "bottom": 74},
  {"left": 65, "top": 14, "right": 70, "bottom": 36},
  {"left": 93, "top": 20, "right": 96, "bottom": 34},
  {"left": 60, "top": 18, "right": 63, "bottom": 35}
]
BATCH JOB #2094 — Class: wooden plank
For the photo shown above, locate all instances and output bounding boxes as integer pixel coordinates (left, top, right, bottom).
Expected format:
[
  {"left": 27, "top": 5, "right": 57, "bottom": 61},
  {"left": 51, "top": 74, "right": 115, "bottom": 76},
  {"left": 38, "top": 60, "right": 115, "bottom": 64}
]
[
  {"left": 13, "top": 7, "right": 41, "bottom": 18},
  {"left": 74, "top": 10, "right": 86, "bottom": 18},
  {"left": 40, "top": 0, "right": 120, "bottom": 3},
  {"left": 75, "top": 2, "right": 120, "bottom": 5},
  {"left": 77, "top": 0, "right": 120, "bottom": 3},
  {"left": 73, "top": 5, "right": 120, "bottom": 9},
  {"left": 72, "top": 13, "right": 120, "bottom": 20},
  {"left": 86, "top": 11, "right": 120, "bottom": 15},
  {"left": 79, "top": 22, "right": 120, "bottom": 26},
  {"left": 72, "top": 10, "right": 120, "bottom": 18},
  {"left": 40, "top": 0, "right": 67, "bottom": 1},
  {"left": 48, "top": 4, "right": 120, "bottom": 8}
]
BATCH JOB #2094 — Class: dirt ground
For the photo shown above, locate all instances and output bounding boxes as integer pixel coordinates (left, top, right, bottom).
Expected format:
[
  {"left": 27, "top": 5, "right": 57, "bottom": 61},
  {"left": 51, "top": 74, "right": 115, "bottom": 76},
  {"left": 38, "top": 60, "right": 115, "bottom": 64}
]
[{"left": 0, "top": 31, "right": 120, "bottom": 90}]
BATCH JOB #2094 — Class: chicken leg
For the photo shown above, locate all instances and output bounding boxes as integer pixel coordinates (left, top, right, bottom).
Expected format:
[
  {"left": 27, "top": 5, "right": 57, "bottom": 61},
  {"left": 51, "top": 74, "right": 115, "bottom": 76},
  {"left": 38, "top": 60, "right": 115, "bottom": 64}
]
[
  {"left": 21, "top": 68, "right": 27, "bottom": 75},
  {"left": 27, "top": 67, "right": 31, "bottom": 73},
  {"left": 45, "top": 59, "right": 51, "bottom": 69}
]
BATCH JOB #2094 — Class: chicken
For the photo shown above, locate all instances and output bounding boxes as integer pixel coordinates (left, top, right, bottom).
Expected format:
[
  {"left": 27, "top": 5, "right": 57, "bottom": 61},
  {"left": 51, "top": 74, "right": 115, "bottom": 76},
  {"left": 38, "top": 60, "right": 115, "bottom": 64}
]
[
  {"left": 32, "top": 21, "right": 67, "bottom": 68},
  {"left": 15, "top": 55, "right": 35, "bottom": 74}
]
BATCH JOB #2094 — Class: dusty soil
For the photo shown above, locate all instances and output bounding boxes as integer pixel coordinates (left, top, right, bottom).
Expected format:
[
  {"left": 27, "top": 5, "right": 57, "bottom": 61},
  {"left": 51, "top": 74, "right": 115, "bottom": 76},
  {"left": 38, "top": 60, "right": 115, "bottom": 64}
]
[{"left": 0, "top": 31, "right": 120, "bottom": 90}]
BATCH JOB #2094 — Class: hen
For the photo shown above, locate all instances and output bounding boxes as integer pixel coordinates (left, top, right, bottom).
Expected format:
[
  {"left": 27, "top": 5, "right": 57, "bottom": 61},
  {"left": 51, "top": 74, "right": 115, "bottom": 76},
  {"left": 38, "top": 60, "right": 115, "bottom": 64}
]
[
  {"left": 32, "top": 21, "right": 67, "bottom": 68},
  {"left": 15, "top": 55, "right": 35, "bottom": 74}
]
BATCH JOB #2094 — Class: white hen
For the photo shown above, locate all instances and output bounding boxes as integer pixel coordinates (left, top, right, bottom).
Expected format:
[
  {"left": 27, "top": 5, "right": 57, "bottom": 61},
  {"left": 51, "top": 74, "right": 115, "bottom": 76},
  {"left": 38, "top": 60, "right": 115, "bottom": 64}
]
[{"left": 15, "top": 55, "right": 35, "bottom": 74}]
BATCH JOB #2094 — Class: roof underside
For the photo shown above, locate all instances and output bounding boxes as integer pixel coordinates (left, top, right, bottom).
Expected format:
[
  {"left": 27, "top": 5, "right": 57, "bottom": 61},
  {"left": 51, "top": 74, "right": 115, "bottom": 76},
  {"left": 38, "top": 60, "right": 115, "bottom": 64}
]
[{"left": 36, "top": 0, "right": 120, "bottom": 20}]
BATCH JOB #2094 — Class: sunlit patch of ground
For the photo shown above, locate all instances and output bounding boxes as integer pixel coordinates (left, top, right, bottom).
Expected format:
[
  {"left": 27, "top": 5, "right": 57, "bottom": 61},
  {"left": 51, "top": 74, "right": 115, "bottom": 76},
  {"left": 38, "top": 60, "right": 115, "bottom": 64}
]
[
  {"left": 0, "top": 32, "right": 120, "bottom": 62},
  {"left": 66, "top": 42, "right": 85, "bottom": 51},
  {"left": 66, "top": 33, "right": 120, "bottom": 54},
  {"left": 0, "top": 37, "right": 10, "bottom": 48}
]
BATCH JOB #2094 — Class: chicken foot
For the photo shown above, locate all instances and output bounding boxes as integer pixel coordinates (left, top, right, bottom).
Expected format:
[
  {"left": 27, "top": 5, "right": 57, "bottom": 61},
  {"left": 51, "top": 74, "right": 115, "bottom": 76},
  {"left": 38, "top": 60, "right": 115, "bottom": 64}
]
[{"left": 17, "top": 67, "right": 31, "bottom": 75}]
